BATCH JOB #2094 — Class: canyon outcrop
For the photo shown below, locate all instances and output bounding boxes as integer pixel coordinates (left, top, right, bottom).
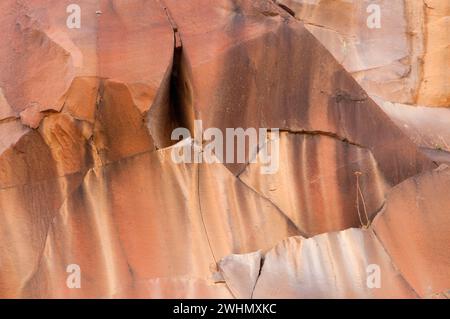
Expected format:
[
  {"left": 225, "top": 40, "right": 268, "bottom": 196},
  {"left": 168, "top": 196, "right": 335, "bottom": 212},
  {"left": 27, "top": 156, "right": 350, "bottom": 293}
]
[{"left": 0, "top": 0, "right": 448, "bottom": 298}]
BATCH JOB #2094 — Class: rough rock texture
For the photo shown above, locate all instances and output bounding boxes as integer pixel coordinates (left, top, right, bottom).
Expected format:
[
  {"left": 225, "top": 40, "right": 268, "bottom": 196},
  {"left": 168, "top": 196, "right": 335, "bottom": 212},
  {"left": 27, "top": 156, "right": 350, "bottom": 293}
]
[
  {"left": 276, "top": 0, "right": 450, "bottom": 183},
  {"left": 239, "top": 132, "right": 389, "bottom": 237},
  {"left": 221, "top": 166, "right": 450, "bottom": 299},
  {"left": 252, "top": 229, "right": 418, "bottom": 299},
  {"left": 163, "top": 0, "right": 434, "bottom": 179},
  {"left": 373, "top": 165, "right": 450, "bottom": 298},
  {"left": 0, "top": 0, "right": 449, "bottom": 299},
  {"left": 277, "top": 0, "right": 450, "bottom": 107},
  {"left": 372, "top": 95, "right": 450, "bottom": 163}
]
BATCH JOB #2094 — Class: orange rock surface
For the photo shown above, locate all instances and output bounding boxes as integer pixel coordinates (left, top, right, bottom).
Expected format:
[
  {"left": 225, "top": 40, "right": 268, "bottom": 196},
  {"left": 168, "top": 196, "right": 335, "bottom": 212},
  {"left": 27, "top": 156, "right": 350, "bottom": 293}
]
[
  {"left": 277, "top": 0, "right": 450, "bottom": 107},
  {"left": 0, "top": 0, "right": 448, "bottom": 299}
]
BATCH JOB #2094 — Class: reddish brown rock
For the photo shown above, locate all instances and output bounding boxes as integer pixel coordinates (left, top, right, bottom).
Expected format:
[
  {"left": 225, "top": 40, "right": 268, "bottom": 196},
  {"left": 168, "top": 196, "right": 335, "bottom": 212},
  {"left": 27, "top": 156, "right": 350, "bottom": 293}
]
[
  {"left": 277, "top": 0, "right": 450, "bottom": 107},
  {"left": 218, "top": 166, "right": 450, "bottom": 299},
  {"left": 17, "top": 144, "right": 297, "bottom": 298},
  {"left": 0, "top": 0, "right": 447, "bottom": 299},
  {"left": 377, "top": 99, "right": 450, "bottom": 149},
  {"left": 163, "top": 0, "right": 434, "bottom": 182},
  {"left": 239, "top": 132, "right": 389, "bottom": 236},
  {"left": 0, "top": 0, "right": 74, "bottom": 114},
  {"left": 61, "top": 77, "right": 99, "bottom": 123},
  {"left": 19, "top": 104, "right": 44, "bottom": 129},
  {"left": 373, "top": 165, "right": 450, "bottom": 298},
  {"left": 0, "top": 88, "right": 16, "bottom": 121}
]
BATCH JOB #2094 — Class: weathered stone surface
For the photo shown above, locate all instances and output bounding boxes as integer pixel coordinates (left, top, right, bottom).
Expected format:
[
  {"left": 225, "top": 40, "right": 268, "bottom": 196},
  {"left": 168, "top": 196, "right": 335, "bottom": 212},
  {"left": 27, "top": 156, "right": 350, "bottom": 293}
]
[
  {"left": 0, "top": 88, "right": 16, "bottom": 121},
  {"left": 373, "top": 95, "right": 450, "bottom": 163},
  {"left": 277, "top": 0, "right": 450, "bottom": 107},
  {"left": 0, "top": 0, "right": 74, "bottom": 114},
  {"left": 373, "top": 165, "right": 450, "bottom": 298},
  {"left": 240, "top": 132, "right": 389, "bottom": 236},
  {"left": 0, "top": 0, "right": 448, "bottom": 299},
  {"left": 218, "top": 251, "right": 262, "bottom": 299},
  {"left": 251, "top": 229, "right": 417, "bottom": 298},
  {"left": 164, "top": 0, "right": 434, "bottom": 180},
  {"left": 219, "top": 166, "right": 450, "bottom": 299},
  {"left": 11, "top": 143, "right": 297, "bottom": 298}
]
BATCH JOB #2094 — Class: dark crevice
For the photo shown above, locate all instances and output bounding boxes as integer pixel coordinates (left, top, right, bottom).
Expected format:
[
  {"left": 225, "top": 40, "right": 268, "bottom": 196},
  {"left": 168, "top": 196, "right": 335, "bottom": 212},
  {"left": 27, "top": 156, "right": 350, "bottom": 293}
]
[
  {"left": 148, "top": 1, "right": 195, "bottom": 148},
  {"left": 250, "top": 255, "right": 265, "bottom": 299},
  {"left": 276, "top": 128, "right": 367, "bottom": 149},
  {"left": 168, "top": 42, "right": 192, "bottom": 134},
  {"left": 319, "top": 88, "right": 368, "bottom": 103},
  {"left": 0, "top": 116, "right": 19, "bottom": 124},
  {"left": 333, "top": 90, "right": 368, "bottom": 103},
  {"left": 368, "top": 199, "right": 387, "bottom": 223},
  {"left": 276, "top": 2, "right": 295, "bottom": 17}
]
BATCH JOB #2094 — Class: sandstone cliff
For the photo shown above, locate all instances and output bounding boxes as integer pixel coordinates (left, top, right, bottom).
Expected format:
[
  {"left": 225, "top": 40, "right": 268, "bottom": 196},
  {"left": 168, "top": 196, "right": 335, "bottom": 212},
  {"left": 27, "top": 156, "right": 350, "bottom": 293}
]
[{"left": 0, "top": 0, "right": 448, "bottom": 298}]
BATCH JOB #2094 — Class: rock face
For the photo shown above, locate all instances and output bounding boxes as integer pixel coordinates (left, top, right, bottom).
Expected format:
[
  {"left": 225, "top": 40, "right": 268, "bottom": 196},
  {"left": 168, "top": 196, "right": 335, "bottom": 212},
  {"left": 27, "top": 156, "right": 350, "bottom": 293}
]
[
  {"left": 0, "top": 0, "right": 448, "bottom": 299},
  {"left": 276, "top": 0, "right": 450, "bottom": 175},
  {"left": 277, "top": 0, "right": 450, "bottom": 108},
  {"left": 229, "top": 166, "right": 450, "bottom": 299}
]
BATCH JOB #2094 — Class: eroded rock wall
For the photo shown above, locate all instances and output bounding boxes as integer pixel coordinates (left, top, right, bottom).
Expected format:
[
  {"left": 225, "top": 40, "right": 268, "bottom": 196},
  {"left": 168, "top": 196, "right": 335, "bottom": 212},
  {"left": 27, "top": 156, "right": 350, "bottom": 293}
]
[{"left": 0, "top": 0, "right": 448, "bottom": 299}]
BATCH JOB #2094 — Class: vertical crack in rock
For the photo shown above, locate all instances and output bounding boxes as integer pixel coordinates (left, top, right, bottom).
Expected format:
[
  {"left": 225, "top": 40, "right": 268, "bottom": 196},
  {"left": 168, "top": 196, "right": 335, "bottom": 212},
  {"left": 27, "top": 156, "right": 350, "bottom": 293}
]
[
  {"left": 197, "top": 161, "right": 219, "bottom": 267},
  {"left": 148, "top": 1, "right": 195, "bottom": 148}
]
